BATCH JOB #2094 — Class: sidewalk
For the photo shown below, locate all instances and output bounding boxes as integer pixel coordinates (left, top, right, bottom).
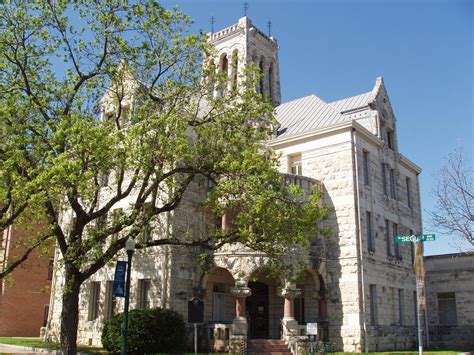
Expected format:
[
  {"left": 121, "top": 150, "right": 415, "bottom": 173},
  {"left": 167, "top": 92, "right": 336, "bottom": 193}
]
[{"left": 0, "top": 343, "right": 58, "bottom": 354}]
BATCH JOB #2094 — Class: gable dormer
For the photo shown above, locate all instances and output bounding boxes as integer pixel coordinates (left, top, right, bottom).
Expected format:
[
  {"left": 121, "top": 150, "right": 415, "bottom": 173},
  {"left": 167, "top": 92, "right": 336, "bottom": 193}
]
[{"left": 369, "top": 77, "right": 398, "bottom": 152}]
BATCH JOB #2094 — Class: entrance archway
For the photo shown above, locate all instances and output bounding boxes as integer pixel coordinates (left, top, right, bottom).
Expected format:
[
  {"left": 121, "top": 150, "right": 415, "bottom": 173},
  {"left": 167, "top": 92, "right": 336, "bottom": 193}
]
[
  {"left": 246, "top": 281, "right": 269, "bottom": 339},
  {"left": 246, "top": 268, "right": 283, "bottom": 339},
  {"left": 203, "top": 267, "right": 235, "bottom": 323}
]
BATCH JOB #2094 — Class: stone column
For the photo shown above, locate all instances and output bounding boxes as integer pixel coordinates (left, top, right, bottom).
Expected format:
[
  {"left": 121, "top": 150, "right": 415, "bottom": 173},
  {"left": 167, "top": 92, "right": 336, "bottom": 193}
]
[
  {"left": 230, "top": 280, "right": 252, "bottom": 336},
  {"left": 279, "top": 287, "right": 301, "bottom": 339}
]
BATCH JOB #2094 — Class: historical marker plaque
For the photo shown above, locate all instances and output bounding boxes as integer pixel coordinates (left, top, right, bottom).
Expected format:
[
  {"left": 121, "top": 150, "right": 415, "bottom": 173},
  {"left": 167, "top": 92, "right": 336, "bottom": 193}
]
[{"left": 188, "top": 297, "right": 204, "bottom": 324}]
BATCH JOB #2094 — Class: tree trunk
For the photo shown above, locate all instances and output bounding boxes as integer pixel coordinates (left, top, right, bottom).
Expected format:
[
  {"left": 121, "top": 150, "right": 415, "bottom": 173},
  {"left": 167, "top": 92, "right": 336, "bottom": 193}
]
[{"left": 60, "top": 265, "right": 82, "bottom": 355}]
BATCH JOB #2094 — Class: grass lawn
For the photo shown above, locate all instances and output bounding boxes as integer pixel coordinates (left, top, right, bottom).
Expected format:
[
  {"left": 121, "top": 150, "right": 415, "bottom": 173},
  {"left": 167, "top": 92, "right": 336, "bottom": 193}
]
[
  {"left": 0, "top": 338, "right": 469, "bottom": 354},
  {"left": 333, "top": 351, "right": 469, "bottom": 355},
  {"left": 0, "top": 337, "right": 103, "bottom": 353}
]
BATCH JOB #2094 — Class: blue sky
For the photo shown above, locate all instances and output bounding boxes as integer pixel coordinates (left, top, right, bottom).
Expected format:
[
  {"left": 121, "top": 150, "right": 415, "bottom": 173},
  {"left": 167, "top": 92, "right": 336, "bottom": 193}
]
[{"left": 164, "top": 0, "right": 473, "bottom": 255}]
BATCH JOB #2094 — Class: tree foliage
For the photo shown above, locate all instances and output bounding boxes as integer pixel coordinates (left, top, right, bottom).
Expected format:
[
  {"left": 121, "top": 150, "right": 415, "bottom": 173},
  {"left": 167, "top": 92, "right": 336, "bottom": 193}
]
[
  {"left": 0, "top": 0, "right": 328, "bottom": 353},
  {"left": 431, "top": 148, "right": 473, "bottom": 248}
]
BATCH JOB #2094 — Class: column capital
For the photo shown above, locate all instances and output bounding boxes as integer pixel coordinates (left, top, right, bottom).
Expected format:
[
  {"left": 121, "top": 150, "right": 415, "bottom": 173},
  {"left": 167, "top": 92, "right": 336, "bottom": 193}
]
[
  {"left": 231, "top": 286, "right": 252, "bottom": 298},
  {"left": 231, "top": 279, "right": 252, "bottom": 298},
  {"left": 279, "top": 287, "right": 301, "bottom": 299}
]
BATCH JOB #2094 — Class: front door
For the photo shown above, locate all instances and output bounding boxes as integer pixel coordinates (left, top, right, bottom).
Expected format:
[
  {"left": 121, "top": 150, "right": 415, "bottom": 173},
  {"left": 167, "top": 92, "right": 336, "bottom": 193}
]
[{"left": 246, "top": 281, "right": 269, "bottom": 339}]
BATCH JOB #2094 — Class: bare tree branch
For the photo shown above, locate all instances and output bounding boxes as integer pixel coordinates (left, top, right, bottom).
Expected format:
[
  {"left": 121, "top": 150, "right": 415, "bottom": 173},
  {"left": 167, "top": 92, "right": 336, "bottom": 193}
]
[{"left": 431, "top": 147, "right": 473, "bottom": 248}]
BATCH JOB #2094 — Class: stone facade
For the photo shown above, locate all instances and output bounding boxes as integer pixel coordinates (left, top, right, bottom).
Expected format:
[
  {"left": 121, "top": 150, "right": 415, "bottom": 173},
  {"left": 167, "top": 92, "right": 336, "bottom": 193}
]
[
  {"left": 425, "top": 253, "right": 474, "bottom": 348},
  {"left": 46, "top": 16, "right": 424, "bottom": 353}
]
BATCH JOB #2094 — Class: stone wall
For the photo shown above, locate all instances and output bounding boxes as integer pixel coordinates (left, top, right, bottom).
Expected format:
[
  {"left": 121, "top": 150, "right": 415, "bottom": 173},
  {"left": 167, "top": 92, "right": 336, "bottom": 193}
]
[
  {"left": 271, "top": 117, "right": 422, "bottom": 351},
  {"left": 273, "top": 129, "right": 363, "bottom": 351},
  {"left": 355, "top": 128, "right": 421, "bottom": 351},
  {"left": 425, "top": 253, "right": 474, "bottom": 348}
]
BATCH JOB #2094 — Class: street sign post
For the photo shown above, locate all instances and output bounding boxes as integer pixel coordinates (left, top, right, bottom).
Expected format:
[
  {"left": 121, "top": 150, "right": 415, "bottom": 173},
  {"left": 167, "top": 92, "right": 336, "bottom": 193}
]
[
  {"left": 394, "top": 234, "right": 435, "bottom": 355},
  {"left": 306, "top": 323, "right": 318, "bottom": 352},
  {"left": 395, "top": 234, "right": 436, "bottom": 243},
  {"left": 188, "top": 297, "right": 204, "bottom": 355}
]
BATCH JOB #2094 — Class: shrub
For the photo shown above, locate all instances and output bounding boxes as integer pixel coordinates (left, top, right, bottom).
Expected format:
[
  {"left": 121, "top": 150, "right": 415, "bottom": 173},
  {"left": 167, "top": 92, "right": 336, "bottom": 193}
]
[{"left": 101, "top": 307, "right": 186, "bottom": 354}]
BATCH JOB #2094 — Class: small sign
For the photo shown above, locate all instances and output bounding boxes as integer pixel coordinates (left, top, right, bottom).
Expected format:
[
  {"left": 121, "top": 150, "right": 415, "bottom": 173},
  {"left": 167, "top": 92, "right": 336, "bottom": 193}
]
[
  {"left": 422, "top": 233, "right": 436, "bottom": 241},
  {"left": 395, "top": 234, "right": 436, "bottom": 243},
  {"left": 417, "top": 275, "right": 425, "bottom": 288},
  {"left": 113, "top": 260, "right": 127, "bottom": 297},
  {"left": 188, "top": 297, "right": 204, "bottom": 324},
  {"left": 413, "top": 242, "right": 425, "bottom": 278},
  {"left": 306, "top": 323, "right": 318, "bottom": 335},
  {"left": 419, "top": 294, "right": 426, "bottom": 311}
]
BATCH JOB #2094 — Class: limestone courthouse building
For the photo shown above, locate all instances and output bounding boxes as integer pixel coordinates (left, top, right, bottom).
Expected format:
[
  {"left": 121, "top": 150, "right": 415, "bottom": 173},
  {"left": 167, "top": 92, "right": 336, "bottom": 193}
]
[{"left": 46, "top": 17, "right": 423, "bottom": 352}]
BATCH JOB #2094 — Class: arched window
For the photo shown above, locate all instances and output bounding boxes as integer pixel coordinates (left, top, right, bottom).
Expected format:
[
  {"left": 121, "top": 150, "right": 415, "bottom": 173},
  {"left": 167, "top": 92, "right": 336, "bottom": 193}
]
[
  {"left": 259, "top": 57, "right": 265, "bottom": 97},
  {"left": 208, "top": 59, "right": 216, "bottom": 98},
  {"left": 231, "top": 50, "right": 238, "bottom": 94},
  {"left": 268, "top": 62, "right": 274, "bottom": 101},
  {"left": 219, "top": 53, "right": 228, "bottom": 97}
]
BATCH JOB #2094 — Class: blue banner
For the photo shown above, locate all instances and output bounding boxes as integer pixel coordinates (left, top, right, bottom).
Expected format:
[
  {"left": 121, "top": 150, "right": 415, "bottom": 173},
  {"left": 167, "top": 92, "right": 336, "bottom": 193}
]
[{"left": 113, "top": 260, "right": 127, "bottom": 297}]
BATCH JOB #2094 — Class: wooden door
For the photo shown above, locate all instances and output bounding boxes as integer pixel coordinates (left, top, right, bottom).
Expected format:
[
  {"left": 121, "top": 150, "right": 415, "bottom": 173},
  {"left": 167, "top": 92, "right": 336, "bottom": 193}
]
[{"left": 246, "top": 281, "right": 269, "bottom": 339}]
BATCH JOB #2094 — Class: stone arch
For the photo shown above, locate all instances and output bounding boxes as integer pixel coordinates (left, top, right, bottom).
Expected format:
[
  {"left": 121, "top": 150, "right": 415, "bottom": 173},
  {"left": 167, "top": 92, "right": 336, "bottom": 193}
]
[
  {"left": 258, "top": 55, "right": 266, "bottom": 96},
  {"left": 304, "top": 267, "right": 326, "bottom": 293},
  {"left": 201, "top": 266, "right": 235, "bottom": 289},
  {"left": 202, "top": 267, "right": 235, "bottom": 323},
  {"left": 291, "top": 269, "right": 324, "bottom": 328},
  {"left": 230, "top": 49, "right": 239, "bottom": 94},
  {"left": 218, "top": 52, "right": 229, "bottom": 97},
  {"left": 207, "top": 59, "right": 216, "bottom": 98},
  {"left": 268, "top": 61, "right": 274, "bottom": 101},
  {"left": 248, "top": 265, "right": 285, "bottom": 287}
]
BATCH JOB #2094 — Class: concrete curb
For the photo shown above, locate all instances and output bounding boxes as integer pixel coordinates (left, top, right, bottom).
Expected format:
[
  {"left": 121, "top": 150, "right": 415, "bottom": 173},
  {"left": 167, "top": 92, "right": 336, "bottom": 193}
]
[
  {"left": 0, "top": 343, "right": 102, "bottom": 354},
  {"left": 0, "top": 343, "right": 59, "bottom": 353}
]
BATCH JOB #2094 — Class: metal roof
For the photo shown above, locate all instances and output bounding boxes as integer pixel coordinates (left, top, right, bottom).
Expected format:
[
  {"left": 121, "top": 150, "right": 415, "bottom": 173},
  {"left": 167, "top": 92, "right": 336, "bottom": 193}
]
[
  {"left": 329, "top": 91, "right": 372, "bottom": 113},
  {"left": 275, "top": 95, "right": 348, "bottom": 138}
]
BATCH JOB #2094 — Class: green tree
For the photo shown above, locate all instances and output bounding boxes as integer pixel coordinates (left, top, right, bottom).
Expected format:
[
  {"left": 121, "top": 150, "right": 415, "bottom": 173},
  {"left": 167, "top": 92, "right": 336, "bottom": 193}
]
[{"left": 0, "top": 1, "right": 328, "bottom": 354}]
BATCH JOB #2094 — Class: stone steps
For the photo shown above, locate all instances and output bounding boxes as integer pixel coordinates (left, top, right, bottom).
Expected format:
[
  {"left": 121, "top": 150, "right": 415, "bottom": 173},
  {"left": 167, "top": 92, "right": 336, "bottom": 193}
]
[{"left": 248, "top": 339, "right": 292, "bottom": 354}]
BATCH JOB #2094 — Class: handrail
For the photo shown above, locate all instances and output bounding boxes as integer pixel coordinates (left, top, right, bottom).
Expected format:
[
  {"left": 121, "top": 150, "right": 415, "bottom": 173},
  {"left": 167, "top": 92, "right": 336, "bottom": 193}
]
[{"left": 280, "top": 320, "right": 297, "bottom": 355}]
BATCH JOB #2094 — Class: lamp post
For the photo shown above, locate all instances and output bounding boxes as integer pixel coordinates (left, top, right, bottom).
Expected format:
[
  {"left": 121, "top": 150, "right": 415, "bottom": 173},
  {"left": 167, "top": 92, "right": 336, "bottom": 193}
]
[{"left": 121, "top": 237, "right": 136, "bottom": 355}]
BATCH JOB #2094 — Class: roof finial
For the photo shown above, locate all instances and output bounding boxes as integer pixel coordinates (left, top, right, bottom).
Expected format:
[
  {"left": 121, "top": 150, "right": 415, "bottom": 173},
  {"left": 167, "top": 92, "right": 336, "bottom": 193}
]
[
  {"left": 210, "top": 15, "right": 216, "bottom": 33},
  {"left": 243, "top": 2, "right": 249, "bottom": 16},
  {"left": 267, "top": 20, "right": 272, "bottom": 37}
]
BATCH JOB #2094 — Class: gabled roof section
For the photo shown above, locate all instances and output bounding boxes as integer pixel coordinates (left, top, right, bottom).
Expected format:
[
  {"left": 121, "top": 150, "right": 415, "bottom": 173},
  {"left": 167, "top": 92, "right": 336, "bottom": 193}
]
[
  {"left": 274, "top": 77, "right": 387, "bottom": 139},
  {"left": 275, "top": 94, "right": 347, "bottom": 138},
  {"left": 329, "top": 91, "right": 373, "bottom": 113}
]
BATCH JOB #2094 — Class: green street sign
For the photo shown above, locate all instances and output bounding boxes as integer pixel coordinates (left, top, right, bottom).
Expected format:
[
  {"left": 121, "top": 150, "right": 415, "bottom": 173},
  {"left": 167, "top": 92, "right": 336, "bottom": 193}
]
[
  {"left": 422, "top": 233, "right": 436, "bottom": 241},
  {"left": 395, "top": 234, "right": 436, "bottom": 243}
]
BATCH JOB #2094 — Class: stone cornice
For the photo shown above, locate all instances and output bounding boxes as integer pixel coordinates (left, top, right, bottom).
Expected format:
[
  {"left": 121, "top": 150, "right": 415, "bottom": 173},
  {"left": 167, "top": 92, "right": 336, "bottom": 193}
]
[
  {"left": 269, "top": 121, "right": 354, "bottom": 147},
  {"left": 269, "top": 120, "right": 383, "bottom": 149},
  {"left": 399, "top": 154, "right": 422, "bottom": 174}
]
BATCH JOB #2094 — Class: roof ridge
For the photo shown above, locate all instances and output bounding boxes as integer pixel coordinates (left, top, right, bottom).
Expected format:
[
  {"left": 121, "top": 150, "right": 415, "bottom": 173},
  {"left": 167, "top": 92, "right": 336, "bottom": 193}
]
[
  {"left": 277, "top": 93, "right": 324, "bottom": 107},
  {"left": 329, "top": 90, "right": 372, "bottom": 105}
]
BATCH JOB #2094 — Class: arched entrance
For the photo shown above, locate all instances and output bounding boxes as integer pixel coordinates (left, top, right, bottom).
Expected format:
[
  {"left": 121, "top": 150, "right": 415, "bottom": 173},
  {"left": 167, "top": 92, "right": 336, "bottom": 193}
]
[
  {"left": 246, "top": 281, "right": 269, "bottom": 339},
  {"left": 203, "top": 267, "right": 235, "bottom": 323},
  {"left": 245, "top": 269, "right": 283, "bottom": 339}
]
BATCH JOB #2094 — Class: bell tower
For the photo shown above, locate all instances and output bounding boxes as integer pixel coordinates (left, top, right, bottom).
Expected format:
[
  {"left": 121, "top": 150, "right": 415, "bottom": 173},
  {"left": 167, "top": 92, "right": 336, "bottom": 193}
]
[{"left": 207, "top": 17, "right": 281, "bottom": 106}]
